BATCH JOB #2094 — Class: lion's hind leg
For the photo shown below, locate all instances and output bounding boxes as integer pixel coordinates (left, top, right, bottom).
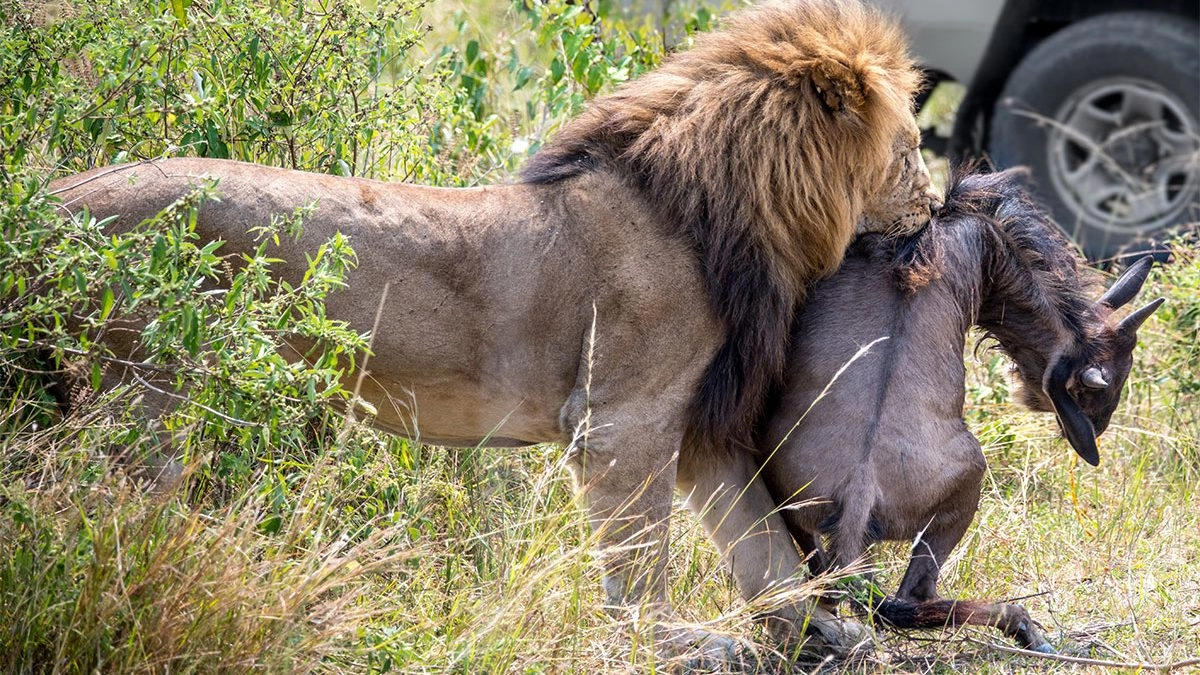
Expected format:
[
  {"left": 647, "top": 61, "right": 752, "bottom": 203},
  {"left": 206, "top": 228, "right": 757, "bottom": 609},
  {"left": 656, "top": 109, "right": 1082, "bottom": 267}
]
[
  {"left": 561, "top": 428, "right": 678, "bottom": 614},
  {"left": 559, "top": 371, "right": 764, "bottom": 668},
  {"left": 561, "top": 420, "right": 759, "bottom": 668}
]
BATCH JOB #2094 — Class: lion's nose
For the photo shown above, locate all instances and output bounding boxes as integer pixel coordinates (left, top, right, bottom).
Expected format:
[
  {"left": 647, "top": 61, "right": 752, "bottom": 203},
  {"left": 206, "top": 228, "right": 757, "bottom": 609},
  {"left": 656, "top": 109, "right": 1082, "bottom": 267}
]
[
  {"left": 915, "top": 150, "right": 944, "bottom": 212},
  {"left": 927, "top": 187, "right": 944, "bottom": 211}
]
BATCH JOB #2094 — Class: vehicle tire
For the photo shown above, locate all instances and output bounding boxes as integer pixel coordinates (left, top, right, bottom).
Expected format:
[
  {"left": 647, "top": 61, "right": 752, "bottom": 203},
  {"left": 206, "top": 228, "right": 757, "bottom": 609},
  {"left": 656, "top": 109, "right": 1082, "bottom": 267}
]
[{"left": 990, "top": 12, "right": 1199, "bottom": 262}]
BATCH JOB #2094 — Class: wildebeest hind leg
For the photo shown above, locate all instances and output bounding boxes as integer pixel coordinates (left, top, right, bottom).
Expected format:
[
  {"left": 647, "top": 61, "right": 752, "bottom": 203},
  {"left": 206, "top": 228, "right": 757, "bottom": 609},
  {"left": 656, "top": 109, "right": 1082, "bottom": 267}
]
[
  {"left": 887, "top": 522, "right": 1054, "bottom": 652},
  {"left": 874, "top": 596, "right": 1054, "bottom": 652}
]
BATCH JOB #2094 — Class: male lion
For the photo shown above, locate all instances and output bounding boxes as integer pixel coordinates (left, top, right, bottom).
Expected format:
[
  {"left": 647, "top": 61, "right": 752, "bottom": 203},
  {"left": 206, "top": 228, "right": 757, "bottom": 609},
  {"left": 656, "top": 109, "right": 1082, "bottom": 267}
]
[{"left": 50, "top": 0, "right": 937, "bottom": 656}]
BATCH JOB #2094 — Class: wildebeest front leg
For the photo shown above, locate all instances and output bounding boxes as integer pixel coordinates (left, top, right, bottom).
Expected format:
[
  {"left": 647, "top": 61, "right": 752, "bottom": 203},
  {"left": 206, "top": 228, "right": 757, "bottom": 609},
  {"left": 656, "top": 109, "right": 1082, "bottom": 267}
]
[{"left": 882, "top": 519, "right": 1054, "bottom": 652}]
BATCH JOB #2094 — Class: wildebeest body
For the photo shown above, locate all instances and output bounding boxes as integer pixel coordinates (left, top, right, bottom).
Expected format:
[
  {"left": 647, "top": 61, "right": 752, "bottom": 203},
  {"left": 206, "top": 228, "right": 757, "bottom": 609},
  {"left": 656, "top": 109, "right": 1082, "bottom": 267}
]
[
  {"left": 764, "top": 235, "right": 985, "bottom": 555},
  {"left": 759, "top": 171, "right": 1161, "bottom": 651}
]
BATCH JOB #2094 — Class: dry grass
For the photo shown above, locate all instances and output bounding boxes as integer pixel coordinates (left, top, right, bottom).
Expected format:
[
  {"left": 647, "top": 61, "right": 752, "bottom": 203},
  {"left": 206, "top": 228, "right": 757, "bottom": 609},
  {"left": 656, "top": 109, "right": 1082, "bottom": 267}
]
[
  {"left": 4, "top": 247, "right": 1196, "bottom": 672},
  {"left": 0, "top": 410, "right": 416, "bottom": 673}
]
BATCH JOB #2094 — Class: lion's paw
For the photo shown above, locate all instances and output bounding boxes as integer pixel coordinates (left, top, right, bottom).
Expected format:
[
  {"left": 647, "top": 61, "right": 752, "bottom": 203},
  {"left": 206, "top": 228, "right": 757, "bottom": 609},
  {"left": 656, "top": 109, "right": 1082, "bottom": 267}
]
[
  {"left": 798, "top": 610, "right": 876, "bottom": 661},
  {"left": 656, "top": 627, "right": 768, "bottom": 673}
]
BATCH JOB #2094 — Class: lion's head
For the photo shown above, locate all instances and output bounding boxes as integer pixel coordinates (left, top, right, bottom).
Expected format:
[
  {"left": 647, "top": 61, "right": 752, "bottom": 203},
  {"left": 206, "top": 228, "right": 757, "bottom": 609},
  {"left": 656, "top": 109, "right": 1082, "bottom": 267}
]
[
  {"left": 862, "top": 133, "right": 942, "bottom": 237},
  {"left": 522, "top": 0, "right": 932, "bottom": 452}
]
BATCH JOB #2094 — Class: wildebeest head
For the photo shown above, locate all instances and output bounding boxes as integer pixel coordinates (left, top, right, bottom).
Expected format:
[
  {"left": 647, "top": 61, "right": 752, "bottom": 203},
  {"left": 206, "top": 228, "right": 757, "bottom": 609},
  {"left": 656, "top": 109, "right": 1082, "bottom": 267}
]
[{"left": 1040, "top": 256, "right": 1164, "bottom": 466}]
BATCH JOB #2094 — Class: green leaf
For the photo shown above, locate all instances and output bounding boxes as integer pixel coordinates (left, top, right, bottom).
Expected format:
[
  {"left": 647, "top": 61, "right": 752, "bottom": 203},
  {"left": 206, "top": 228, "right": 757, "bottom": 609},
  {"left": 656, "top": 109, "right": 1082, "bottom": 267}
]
[
  {"left": 513, "top": 66, "right": 532, "bottom": 91},
  {"left": 151, "top": 235, "right": 167, "bottom": 272},
  {"left": 205, "top": 119, "right": 229, "bottom": 159},
  {"left": 258, "top": 514, "right": 282, "bottom": 535},
  {"left": 170, "top": 0, "right": 189, "bottom": 25},
  {"left": 100, "top": 287, "right": 115, "bottom": 322},
  {"left": 182, "top": 304, "right": 200, "bottom": 354}
]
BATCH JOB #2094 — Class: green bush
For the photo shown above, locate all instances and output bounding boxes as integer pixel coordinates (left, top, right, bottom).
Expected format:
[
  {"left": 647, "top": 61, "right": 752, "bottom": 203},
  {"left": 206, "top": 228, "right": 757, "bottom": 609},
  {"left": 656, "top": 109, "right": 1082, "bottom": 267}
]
[
  {"left": 1, "top": 0, "right": 680, "bottom": 183},
  {"left": 4, "top": 0, "right": 457, "bottom": 178}
]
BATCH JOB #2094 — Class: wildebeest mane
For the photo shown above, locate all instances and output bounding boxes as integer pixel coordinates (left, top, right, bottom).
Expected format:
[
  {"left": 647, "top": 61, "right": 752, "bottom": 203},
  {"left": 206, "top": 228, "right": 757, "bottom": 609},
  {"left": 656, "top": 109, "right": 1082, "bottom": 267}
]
[{"left": 880, "top": 169, "right": 1100, "bottom": 349}]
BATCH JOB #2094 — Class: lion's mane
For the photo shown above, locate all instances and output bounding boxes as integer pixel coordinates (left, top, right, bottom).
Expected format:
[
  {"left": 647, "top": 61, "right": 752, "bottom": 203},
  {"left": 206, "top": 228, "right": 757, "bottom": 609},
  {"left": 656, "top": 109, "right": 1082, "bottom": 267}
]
[{"left": 522, "top": 0, "right": 922, "bottom": 453}]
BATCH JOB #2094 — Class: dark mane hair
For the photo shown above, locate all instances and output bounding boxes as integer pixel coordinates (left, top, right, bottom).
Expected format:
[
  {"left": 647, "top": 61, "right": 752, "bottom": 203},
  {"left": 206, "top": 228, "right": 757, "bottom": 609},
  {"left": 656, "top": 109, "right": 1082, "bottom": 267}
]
[
  {"left": 520, "top": 0, "right": 923, "bottom": 453},
  {"left": 887, "top": 168, "right": 1100, "bottom": 346}
]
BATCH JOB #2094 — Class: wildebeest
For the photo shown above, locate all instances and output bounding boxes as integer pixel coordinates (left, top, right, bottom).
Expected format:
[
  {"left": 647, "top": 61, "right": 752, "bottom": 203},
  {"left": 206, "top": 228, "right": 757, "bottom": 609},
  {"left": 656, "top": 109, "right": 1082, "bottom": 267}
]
[{"left": 756, "top": 169, "right": 1162, "bottom": 652}]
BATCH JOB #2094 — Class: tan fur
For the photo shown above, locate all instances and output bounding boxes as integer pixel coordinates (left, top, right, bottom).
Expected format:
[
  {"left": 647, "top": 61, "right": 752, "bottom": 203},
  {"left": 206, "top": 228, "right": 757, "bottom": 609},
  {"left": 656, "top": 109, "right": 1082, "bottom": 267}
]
[
  {"left": 524, "top": 0, "right": 937, "bottom": 452},
  {"left": 49, "top": 0, "right": 934, "bottom": 657}
]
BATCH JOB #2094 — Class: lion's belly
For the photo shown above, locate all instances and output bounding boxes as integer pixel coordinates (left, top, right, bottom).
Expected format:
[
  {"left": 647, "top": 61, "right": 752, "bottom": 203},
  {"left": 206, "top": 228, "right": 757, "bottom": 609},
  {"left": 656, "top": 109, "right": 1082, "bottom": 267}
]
[
  {"left": 348, "top": 372, "right": 567, "bottom": 447},
  {"left": 325, "top": 251, "right": 590, "bottom": 447}
]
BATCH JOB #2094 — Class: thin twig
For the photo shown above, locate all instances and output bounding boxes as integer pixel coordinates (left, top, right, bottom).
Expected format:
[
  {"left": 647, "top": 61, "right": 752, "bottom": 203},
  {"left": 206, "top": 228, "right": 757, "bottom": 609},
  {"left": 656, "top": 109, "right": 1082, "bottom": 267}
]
[
  {"left": 348, "top": 281, "right": 389, "bottom": 417},
  {"left": 1002, "top": 589, "right": 1052, "bottom": 604},
  {"left": 130, "top": 373, "right": 254, "bottom": 427},
  {"left": 47, "top": 159, "right": 158, "bottom": 199},
  {"left": 969, "top": 637, "right": 1200, "bottom": 671},
  {"left": 13, "top": 337, "right": 177, "bottom": 376}
]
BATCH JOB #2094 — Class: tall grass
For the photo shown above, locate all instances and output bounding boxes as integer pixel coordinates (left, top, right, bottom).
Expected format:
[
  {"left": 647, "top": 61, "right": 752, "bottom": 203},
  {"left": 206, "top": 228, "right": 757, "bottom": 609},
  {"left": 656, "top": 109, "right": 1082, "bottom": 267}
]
[
  {"left": 1, "top": 413, "right": 413, "bottom": 673},
  {"left": 5, "top": 267, "right": 1195, "bottom": 672}
]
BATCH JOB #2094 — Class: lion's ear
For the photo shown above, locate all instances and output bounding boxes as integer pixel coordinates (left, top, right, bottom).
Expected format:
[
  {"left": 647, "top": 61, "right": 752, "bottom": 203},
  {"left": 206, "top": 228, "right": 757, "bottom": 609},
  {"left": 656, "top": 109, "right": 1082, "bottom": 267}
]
[{"left": 799, "top": 56, "right": 870, "bottom": 119}]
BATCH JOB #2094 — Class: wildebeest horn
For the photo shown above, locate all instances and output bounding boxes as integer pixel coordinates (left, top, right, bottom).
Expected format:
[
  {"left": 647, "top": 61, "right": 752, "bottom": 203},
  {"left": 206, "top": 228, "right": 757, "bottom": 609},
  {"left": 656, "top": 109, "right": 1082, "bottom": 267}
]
[
  {"left": 1117, "top": 297, "right": 1165, "bottom": 335},
  {"left": 1098, "top": 256, "right": 1154, "bottom": 309},
  {"left": 1081, "top": 366, "right": 1109, "bottom": 389},
  {"left": 1044, "top": 356, "right": 1100, "bottom": 466}
]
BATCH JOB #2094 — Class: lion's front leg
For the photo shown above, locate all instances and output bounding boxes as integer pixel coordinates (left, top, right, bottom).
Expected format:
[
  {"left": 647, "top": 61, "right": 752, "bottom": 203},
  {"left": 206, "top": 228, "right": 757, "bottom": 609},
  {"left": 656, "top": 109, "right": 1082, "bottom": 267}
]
[
  {"left": 564, "top": 436, "right": 677, "bottom": 612},
  {"left": 678, "top": 453, "right": 803, "bottom": 623},
  {"left": 678, "top": 452, "right": 873, "bottom": 656}
]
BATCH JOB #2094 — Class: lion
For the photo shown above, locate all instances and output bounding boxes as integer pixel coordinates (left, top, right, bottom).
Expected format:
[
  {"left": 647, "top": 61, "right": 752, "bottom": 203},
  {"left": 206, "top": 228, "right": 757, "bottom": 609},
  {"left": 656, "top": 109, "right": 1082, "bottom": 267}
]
[{"left": 49, "top": 0, "right": 937, "bottom": 658}]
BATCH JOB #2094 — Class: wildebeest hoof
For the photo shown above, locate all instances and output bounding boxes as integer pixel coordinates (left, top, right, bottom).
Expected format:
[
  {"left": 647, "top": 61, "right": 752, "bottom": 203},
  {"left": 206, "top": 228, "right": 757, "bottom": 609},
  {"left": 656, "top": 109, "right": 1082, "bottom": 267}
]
[
  {"left": 1030, "top": 642, "right": 1057, "bottom": 654},
  {"left": 1017, "top": 624, "right": 1056, "bottom": 653},
  {"left": 1008, "top": 611, "right": 1055, "bottom": 655},
  {"left": 1017, "top": 622, "right": 1057, "bottom": 654}
]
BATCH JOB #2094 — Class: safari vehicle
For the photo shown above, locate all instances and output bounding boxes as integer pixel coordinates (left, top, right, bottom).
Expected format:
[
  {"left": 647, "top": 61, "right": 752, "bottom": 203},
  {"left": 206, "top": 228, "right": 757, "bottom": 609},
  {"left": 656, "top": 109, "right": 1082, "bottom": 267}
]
[{"left": 875, "top": 0, "right": 1199, "bottom": 260}]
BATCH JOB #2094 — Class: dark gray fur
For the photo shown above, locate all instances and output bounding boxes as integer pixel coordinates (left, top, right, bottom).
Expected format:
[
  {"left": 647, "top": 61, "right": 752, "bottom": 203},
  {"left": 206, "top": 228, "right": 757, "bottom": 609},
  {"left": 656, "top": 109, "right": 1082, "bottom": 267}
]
[{"left": 759, "top": 169, "right": 1162, "bottom": 651}]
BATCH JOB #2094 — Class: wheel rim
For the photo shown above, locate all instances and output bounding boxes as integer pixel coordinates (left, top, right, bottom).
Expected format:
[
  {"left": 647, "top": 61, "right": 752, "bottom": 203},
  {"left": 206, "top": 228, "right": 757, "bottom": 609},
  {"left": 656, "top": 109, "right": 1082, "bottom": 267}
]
[{"left": 1047, "top": 77, "right": 1199, "bottom": 237}]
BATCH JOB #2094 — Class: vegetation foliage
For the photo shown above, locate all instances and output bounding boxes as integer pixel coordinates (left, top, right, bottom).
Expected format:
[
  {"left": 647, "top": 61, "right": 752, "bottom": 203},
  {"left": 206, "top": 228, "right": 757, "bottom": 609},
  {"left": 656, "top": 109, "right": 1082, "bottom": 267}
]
[{"left": 0, "top": 0, "right": 1196, "bottom": 672}]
